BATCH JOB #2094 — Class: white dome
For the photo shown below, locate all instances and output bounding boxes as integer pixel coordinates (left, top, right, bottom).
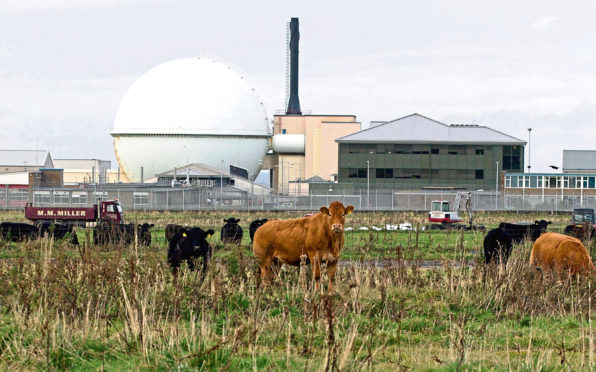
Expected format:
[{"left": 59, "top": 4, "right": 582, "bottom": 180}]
[
  {"left": 112, "top": 57, "right": 271, "bottom": 183},
  {"left": 113, "top": 58, "right": 269, "bottom": 136}
]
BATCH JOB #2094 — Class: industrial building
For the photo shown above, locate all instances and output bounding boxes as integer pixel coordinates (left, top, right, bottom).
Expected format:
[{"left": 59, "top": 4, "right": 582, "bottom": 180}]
[
  {"left": 269, "top": 114, "right": 361, "bottom": 194},
  {"left": 0, "top": 150, "right": 53, "bottom": 174},
  {"left": 330, "top": 113, "right": 525, "bottom": 191}
]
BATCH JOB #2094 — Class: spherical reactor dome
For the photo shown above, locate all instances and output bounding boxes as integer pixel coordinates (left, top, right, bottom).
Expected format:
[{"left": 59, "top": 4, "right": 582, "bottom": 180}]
[{"left": 112, "top": 57, "right": 270, "bottom": 182}]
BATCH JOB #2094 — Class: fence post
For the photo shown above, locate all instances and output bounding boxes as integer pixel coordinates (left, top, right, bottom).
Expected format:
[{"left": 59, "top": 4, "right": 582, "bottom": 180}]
[
  {"left": 182, "top": 189, "right": 185, "bottom": 211},
  {"left": 391, "top": 190, "right": 394, "bottom": 211}
]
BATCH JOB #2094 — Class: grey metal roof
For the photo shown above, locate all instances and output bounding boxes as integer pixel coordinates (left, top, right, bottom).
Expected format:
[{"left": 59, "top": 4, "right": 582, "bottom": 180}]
[
  {"left": 563, "top": 150, "right": 596, "bottom": 171},
  {"left": 336, "top": 113, "right": 526, "bottom": 145},
  {"left": 0, "top": 150, "right": 51, "bottom": 167}
]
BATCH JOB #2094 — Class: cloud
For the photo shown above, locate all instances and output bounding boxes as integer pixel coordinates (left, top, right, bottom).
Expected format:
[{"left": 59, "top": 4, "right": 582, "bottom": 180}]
[
  {"left": 0, "top": 0, "right": 174, "bottom": 12},
  {"left": 532, "top": 16, "right": 557, "bottom": 31},
  {"left": 0, "top": 75, "right": 135, "bottom": 160}
]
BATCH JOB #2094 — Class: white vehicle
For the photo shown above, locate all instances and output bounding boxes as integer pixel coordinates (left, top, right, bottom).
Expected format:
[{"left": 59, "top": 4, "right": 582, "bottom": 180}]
[{"left": 428, "top": 192, "right": 473, "bottom": 226}]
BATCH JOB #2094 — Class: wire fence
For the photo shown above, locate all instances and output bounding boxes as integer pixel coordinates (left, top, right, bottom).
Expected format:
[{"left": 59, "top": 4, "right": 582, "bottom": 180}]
[{"left": 2, "top": 186, "right": 595, "bottom": 212}]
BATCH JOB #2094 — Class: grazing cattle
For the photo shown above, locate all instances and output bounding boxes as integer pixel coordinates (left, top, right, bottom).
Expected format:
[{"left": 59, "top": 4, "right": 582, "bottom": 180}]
[
  {"left": 94, "top": 221, "right": 153, "bottom": 246},
  {"left": 530, "top": 232, "right": 595, "bottom": 276},
  {"left": 221, "top": 218, "right": 243, "bottom": 244},
  {"left": 564, "top": 223, "right": 595, "bottom": 241},
  {"left": 37, "top": 221, "right": 70, "bottom": 240},
  {"left": 483, "top": 226, "right": 513, "bottom": 265},
  {"left": 501, "top": 220, "right": 551, "bottom": 244},
  {"left": 167, "top": 227, "right": 215, "bottom": 274},
  {"left": 137, "top": 223, "right": 154, "bottom": 246},
  {"left": 249, "top": 219, "right": 269, "bottom": 242},
  {"left": 253, "top": 201, "right": 355, "bottom": 291},
  {"left": 0, "top": 222, "right": 38, "bottom": 242}
]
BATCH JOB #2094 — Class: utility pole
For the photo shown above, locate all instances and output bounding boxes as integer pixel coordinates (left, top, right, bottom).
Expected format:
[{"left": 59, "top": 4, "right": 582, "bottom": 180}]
[
  {"left": 495, "top": 161, "right": 499, "bottom": 210},
  {"left": 527, "top": 128, "right": 532, "bottom": 172},
  {"left": 366, "top": 160, "right": 370, "bottom": 209}
]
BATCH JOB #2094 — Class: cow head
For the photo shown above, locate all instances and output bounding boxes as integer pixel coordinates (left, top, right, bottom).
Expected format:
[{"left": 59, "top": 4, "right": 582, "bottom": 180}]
[
  {"left": 224, "top": 218, "right": 240, "bottom": 224},
  {"left": 534, "top": 220, "right": 552, "bottom": 231},
  {"left": 321, "top": 201, "right": 355, "bottom": 235}
]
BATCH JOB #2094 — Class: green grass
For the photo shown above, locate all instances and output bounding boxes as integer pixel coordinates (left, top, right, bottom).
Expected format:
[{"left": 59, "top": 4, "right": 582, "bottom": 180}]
[{"left": 0, "top": 210, "right": 594, "bottom": 370}]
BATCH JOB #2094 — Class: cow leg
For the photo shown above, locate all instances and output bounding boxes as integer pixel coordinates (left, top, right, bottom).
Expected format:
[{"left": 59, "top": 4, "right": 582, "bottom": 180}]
[
  {"left": 309, "top": 254, "right": 321, "bottom": 291},
  {"left": 256, "top": 255, "right": 274, "bottom": 287},
  {"left": 326, "top": 260, "right": 339, "bottom": 293}
]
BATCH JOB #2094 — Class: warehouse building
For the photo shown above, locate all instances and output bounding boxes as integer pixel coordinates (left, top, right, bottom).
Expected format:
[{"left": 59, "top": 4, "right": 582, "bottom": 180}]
[{"left": 332, "top": 113, "right": 525, "bottom": 191}]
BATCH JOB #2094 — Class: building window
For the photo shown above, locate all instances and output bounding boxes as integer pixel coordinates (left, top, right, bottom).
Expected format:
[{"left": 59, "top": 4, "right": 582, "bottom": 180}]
[
  {"left": 358, "top": 169, "right": 367, "bottom": 178},
  {"left": 54, "top": 191, "right": 70, "bottom": 204},
  {"left": 503, "top": 145, "right": 522, "bottom": 171},
  {"left": 34, "top": 191, "right": 51, "bottom": 204},
  {"left": 72, "top": 192, "right": 87, "bottom": 205},
  {"left": 537, "top": 176, "right": 543, "bottom": 188},
  {"left": 590, "top": 177, "right": 596, "bottom": 189},
  {"left": 475, "top": 170, "right": 484, "bottom": 180},
  {"left": 348, "top": 169, "right": 358, "bottom": 178},
  {"left": 530, "top": 176, "right": 537, "bottom": 188},
  {"left": 8, "top": 189, "right": 28, "bottom": 202},
  {"left": 375, "top": 168, "right": 393, "bottom": 178},
  {"left": 133, "top": 192, "right": 149, "bottom": 206},
  {"left": 505, "top": 175, "right": 511, "bottom": 188},
  {"left": 475, "top": 149, "right": 484, "bottom": 155},
  {"left": 431, "top": 148, "right": 439, "bottom": 154},
  {"left": 93, "top": 192, "right": 108, "bottom": 203}
]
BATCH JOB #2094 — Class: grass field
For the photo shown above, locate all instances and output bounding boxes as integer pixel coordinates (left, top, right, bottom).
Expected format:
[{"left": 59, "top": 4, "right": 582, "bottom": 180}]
[{"left": 0, "top": 209, "right": 594, "bottom": 370}]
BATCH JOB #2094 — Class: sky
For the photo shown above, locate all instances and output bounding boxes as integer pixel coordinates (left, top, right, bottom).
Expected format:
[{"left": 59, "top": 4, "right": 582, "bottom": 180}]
[{"left": 1, "top": 0, "right": 595, "bottom": 174}]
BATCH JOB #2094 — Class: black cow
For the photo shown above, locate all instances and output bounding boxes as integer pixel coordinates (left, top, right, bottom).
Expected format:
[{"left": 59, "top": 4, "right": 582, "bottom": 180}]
[
  {"left": 37, "top": 221, "right": 70, "bottom": 240},
  {"left": 94, "top": 221, "right": 153, "bottom": 246},
  {"left": 167, "top": 227, "right": 215, "bottom": 274},
  {"left": 0, "top": 222, "right": 38, "bottom": 242},
  {"left": 500, "top": 220, "right": 551, "bottom": 244},
  {"left": 221, "top": 218, "right": 243, "bottom": 244},
  {"left": 137, "top": 223, "right": 154, "bottom": 246},
  {"left": 249, "top": 219, "right": 268, "bottom": 242},
  {"left": 483, "top": 226, "right": 513, "bottom": 265}
]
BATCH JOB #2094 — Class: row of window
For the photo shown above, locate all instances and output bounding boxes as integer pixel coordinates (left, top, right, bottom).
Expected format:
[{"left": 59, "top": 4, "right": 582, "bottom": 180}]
[
  {"left": 0, "top": 189, "right": 28, "bottom": 202},
  {"left": 345, "top": 168, "right": 485, "bottom": 180},
  {"left": 345, "top": 144, "right": 491, "bottom": 155},
  {"left": 32, "top": 191, "right": 150, "bottom": 206},
  {"left": 505, "top": 175, "right": 596, "bottom": 189}
]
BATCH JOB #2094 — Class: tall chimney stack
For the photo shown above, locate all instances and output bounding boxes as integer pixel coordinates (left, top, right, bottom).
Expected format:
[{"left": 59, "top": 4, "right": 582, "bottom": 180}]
[{"left": 286, "top": 17, "right": 302, "bottom": 115}]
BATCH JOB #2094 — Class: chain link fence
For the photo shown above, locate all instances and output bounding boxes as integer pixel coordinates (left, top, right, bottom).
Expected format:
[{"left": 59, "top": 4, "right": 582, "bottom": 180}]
[{"left": 2, "top": 185, "right": 594, "bottom": 212}]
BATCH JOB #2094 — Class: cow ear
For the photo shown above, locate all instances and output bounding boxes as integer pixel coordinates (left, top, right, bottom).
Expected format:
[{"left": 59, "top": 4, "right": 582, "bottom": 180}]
[
  {"left": 320, "top": 207, "right": 330, "bottom": 215},
  {"left": 344, "top": 205, "right": 354, "bottom": 215},
  {"left": 224, "top": 219, "right": 228, "bottom": 223}
]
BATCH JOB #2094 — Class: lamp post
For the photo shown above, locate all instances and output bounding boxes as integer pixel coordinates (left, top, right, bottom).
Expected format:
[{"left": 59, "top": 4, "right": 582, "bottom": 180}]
[
  {"left": 495, "top": 161, "right": 499, "bottom": 210},
  {"left": 366, "top": 160, "right": 370, "bottom": 209},
  {"left": 527, "top": 128, "right": 532, "bottom": 172},
  {"left": 220, "top": 160, "right": 224, "bottom": 206}
]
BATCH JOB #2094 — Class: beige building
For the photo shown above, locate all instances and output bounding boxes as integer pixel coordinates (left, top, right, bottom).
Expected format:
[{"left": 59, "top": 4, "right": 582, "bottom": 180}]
[
  {"left": 269, "top": 114, "right": 361, "bottom": 194},
  {"left": 53, "top": 159, "right": 122, "bottom": 184}
]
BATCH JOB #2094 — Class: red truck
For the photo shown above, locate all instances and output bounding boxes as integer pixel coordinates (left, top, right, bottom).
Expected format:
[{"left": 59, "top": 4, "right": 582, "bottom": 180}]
[{"left": 25, "top": 200, "right": 124, "bottom": 227}]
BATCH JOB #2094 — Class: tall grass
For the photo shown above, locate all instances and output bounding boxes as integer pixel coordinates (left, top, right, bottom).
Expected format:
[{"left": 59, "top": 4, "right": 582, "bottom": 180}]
[{"left": 0, "top": 229, "right": 593, "bottom": 370}]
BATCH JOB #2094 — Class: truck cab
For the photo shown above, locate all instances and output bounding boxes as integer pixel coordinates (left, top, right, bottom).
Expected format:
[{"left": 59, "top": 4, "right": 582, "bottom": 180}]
[
  {"left": 98, "top": 200, "right": 123, "bottom": 224},
  {"left": 428, "top": 200, "right": 462, "bottom": 223},
  {"left": 571, "top": 208, "right": 595, "bottom": 226}
]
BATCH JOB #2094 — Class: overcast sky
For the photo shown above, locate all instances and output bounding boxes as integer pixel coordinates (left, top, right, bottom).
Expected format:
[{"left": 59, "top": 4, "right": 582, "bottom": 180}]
[{"left": 1, "top": 0, "right": 595, "bottom": 173}]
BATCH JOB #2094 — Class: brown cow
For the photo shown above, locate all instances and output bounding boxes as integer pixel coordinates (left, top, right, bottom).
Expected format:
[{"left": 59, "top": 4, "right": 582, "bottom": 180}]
[
  {"left": 530, "top": 232, "right": 595, "bottom": 276},
  {"left": 252, "top": 201, "right": 354, "bottom": 291}
]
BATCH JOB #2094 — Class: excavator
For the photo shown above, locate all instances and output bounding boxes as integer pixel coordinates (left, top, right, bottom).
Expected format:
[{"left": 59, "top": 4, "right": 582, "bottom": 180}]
[{"left": 428, "top": 192, "right": 484, "bottom": 230}]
